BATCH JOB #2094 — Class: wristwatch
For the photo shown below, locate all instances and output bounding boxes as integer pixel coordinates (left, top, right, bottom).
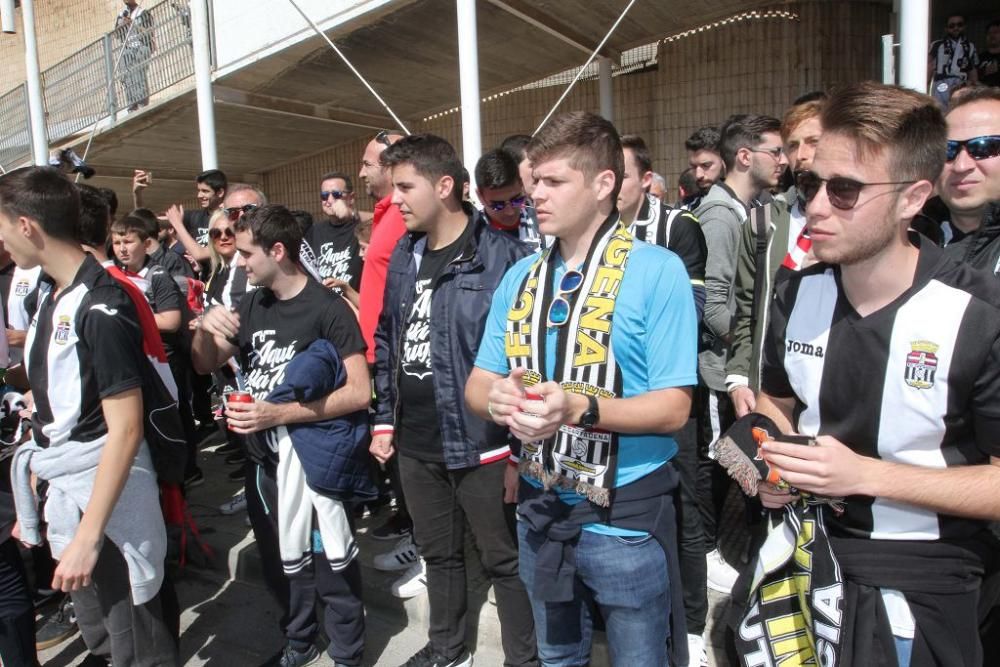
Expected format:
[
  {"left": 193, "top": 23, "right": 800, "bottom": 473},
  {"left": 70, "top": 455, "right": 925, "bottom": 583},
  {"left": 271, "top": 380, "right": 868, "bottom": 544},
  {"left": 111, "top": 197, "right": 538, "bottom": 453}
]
[{"left": 578, "top": 395, "right": 600, "bottom": 429}]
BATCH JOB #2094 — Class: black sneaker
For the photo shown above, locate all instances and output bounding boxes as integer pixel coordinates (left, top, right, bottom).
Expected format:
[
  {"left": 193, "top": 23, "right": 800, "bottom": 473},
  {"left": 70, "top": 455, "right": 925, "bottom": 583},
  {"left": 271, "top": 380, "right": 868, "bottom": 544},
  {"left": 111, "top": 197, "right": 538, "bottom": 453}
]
[
  {"left": 370, "top": 512, "right": 412, "bottom": 541},
  {"left": 35, "top": 597, "right": 77, "bottom": 650},
  {"left": 400, "top": 644, "right": 473, "bottom": 667},
  {"left": 184, "top": 468, "right": 205, "bottom": 489},
  {"left": 228, "top": 466, "right": 247, "bottom": 482},
  {"left": 215, "top": 438, "right": 242, "bottom": 455},
  {"left": 260, "top": 644, "right": 321, "bottom": 667},
  {"left": 225, "top": 450, "right": 247, "bottom": 465}
]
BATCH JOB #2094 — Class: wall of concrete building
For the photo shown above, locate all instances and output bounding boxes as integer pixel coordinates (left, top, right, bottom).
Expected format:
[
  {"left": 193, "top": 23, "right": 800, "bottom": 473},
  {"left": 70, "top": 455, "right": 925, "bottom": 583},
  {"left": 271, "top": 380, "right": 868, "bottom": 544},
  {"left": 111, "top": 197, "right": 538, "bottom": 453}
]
[{"left": 262, "top": 0, "right": 893, "bottom": 215}]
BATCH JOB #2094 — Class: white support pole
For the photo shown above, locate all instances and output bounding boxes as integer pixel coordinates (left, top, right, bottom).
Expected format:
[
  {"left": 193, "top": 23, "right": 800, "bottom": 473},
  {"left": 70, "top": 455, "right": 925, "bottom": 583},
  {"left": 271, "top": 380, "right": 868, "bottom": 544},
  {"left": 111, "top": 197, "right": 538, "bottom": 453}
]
[
  {"left": 598, "top": 56, "right": 613, "bottom": 123},
  {"left": 190, "top": 0, "right": 218, "bottom": 170},
  {"left": 21, "top": 0, "right": 47, "bottom": 166},
  {"left": 456, "top": 0, "right": 481, "bottom": 197},
  {"left": 898, "top": 0, "right": 929, "bottom": 93},
  {"left": 882, "top": 34, "right": 896, "bottom": 84},
  {"left": 1, "top": 0, "right": 16, "bottom": 34}
]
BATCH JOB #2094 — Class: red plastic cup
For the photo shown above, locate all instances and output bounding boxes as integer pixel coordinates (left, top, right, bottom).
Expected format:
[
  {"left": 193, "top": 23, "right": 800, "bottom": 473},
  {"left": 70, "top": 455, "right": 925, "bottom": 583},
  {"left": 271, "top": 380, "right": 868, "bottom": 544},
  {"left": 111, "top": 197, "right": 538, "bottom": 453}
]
[{"left": 224, "top": 391, "right": 253, "bottom": 430}]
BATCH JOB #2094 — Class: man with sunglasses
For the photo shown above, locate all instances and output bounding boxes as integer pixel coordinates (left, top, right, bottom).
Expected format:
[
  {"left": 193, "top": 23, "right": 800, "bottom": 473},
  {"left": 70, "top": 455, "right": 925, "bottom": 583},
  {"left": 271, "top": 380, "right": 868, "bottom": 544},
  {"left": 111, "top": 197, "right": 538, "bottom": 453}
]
[
  {"left": 750, "top": 81, "right": 1000, "bottom": 666},
  {"left": 929, "top": 13, "right": 979, "bottom": 109},
  {"left": 694, "top": 113, "right": 786, "bottom": 596},
  {"left": 937, "top": 86, "right": 1000, "bottom": 249},
  {"left": 474, "top": 148, "right": 544, "bottom": 252},
  {"left": 370, "top": 135, "right": 536, "bottom": 667},
  {"left": 305, "top": 172, "right": 364, "bottom": 295},
  {"left": 468, "top": 112, "right": 698, "bottom": 667}
]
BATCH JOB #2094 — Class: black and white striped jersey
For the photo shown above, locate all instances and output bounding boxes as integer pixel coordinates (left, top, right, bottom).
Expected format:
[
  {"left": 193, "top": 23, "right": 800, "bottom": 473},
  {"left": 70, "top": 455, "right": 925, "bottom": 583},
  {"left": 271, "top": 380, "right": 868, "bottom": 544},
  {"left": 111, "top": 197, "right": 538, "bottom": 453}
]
[
  {"left": 25, "top": 256, "right": 146, "bottom": 449},
  {"left": 762, "top": 239, "right": 1000, "bottom": 540}
]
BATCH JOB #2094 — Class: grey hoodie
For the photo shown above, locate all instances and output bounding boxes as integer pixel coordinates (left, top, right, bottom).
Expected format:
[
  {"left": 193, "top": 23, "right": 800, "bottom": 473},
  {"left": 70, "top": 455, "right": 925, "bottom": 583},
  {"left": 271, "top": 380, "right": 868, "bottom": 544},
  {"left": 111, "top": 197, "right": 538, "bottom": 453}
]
[
  {"left": 694, "top": 183, "right": 748, "bottom": 391},
  {"left": 11, "top": 436, "right": 166, "bottom": 605}
]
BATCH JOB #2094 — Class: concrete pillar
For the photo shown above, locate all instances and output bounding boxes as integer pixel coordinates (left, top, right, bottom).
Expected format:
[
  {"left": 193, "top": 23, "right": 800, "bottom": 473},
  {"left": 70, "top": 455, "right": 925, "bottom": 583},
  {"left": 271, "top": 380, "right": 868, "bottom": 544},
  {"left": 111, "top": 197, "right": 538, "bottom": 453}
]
[
  {"left": 191, "top": 0, "right": 218, "bottom": 170},
  {"left": 898, "top": 0, "right": 929, "bottom": 93},
  {"left": 22, "top": 0, "right": 48, "bottom": 166},
  {"left": 598, "top": 56, "right": 613, "bottom": 123},
  {"left": 456, "top": 0, "right": 482, "bottom": 197}
]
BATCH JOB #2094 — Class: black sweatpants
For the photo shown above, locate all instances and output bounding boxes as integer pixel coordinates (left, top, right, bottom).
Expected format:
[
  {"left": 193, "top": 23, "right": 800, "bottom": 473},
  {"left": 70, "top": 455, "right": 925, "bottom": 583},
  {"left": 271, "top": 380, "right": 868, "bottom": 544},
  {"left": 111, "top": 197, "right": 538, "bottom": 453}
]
[
  {"left": 245, "top": 460, "right": 365, "bottom": 665},
  {"left": 0, "top": 538, "right": 37, "bottom": 666},
  {"left": 672, "top": 415, "right": 708, "bottom": 635},
  {"left": 399, "top": 454, "right": 538, "bottom": 666}
]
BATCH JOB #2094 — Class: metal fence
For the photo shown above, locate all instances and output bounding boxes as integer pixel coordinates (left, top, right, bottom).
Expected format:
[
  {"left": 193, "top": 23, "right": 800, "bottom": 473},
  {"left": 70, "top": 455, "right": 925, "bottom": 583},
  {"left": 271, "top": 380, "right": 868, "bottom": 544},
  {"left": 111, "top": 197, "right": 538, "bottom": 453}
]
[{"left": 0, "top": 0, "right": 196, "bottom": 170}]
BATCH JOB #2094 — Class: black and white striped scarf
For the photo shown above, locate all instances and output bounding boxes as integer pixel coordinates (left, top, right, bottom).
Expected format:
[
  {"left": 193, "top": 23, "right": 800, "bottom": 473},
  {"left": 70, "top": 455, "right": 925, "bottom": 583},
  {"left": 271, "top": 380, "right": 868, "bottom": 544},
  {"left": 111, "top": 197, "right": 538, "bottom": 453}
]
[{"left": 504, "top": 215, "right": 632, "bottom": 507}]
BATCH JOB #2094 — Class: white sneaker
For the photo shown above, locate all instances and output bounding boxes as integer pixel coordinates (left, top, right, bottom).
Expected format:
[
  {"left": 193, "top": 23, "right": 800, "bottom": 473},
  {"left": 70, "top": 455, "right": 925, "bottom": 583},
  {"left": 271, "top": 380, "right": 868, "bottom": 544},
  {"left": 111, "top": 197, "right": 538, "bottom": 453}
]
[
  {"left": 374, "top": 535, "right": 420, "bottom": 572},
  {"left": 686, "top": 633, "right": 709, "bottom": 666},
  {"left": 706, "top": 548, "right": 740, "bottom": 594},
  {"left": 390, "top": 558, "right": 427, "bottom": 598},
  {"left": 219, "top": 491, "right": 247, "bottom": 515}
]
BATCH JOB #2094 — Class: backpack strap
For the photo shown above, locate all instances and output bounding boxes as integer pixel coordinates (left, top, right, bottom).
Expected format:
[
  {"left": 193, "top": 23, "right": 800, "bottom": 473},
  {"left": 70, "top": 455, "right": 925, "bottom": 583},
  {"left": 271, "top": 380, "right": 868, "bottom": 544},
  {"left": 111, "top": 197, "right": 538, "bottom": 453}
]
[{"left": 748, "top": 205, "right": 772, "bottom": 333}]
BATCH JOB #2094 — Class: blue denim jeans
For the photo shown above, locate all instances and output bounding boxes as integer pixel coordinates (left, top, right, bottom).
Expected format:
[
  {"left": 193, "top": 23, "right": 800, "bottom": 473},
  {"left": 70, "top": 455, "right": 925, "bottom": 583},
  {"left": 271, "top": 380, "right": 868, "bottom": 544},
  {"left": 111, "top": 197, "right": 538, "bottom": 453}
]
[{"left": 517, "top": 520, "right": 670, "bottom": 666}]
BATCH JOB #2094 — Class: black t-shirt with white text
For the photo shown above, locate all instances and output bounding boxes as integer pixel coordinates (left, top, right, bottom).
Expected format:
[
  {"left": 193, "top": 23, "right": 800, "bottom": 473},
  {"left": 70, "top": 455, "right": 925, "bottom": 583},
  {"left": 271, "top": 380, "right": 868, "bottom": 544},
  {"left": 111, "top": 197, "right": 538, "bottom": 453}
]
[
  {"left": 304, "top": 218, "right": 364, "bottom": 291},
  {"left": 183, "top": 209, "right": 212, "bottom": 247},
  {"left": 979, "top": 50, "right": 1000, "bottom": 87},
  {"left": 233, "top": 279, "right": 365, "bottom": 464},
  {"left": 396, "top": 229, "right": 468, "bottom": 462}
]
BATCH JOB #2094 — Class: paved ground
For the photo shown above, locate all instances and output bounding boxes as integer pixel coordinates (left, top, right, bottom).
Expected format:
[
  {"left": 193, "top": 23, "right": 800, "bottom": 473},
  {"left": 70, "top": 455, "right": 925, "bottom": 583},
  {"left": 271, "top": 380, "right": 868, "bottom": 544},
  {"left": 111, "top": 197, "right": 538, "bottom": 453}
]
[{"left": 36, "top": 428, "right": 749, "bottom": 666}]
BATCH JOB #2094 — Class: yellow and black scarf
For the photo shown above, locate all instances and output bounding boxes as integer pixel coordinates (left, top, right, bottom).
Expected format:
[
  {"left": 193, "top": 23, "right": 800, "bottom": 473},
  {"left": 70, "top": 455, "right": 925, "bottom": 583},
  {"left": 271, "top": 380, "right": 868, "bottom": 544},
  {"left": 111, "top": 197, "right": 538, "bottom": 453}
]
[{"left": 504, "top": 215, "right": 633, "bottom": 507}]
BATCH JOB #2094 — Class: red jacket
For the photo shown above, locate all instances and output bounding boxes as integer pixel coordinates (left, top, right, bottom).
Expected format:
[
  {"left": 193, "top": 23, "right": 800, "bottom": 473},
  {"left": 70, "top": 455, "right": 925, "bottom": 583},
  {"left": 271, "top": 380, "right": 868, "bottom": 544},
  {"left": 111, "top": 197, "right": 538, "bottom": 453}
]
[{"left": 358, "top": 195, "right": 406, "bottom": 364}]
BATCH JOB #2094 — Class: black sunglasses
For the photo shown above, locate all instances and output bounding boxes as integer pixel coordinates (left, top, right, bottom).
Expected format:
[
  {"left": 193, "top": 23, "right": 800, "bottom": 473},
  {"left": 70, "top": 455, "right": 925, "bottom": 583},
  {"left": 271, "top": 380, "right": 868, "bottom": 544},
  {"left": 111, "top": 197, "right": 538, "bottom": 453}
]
[
  {"left": 946, "top": 135, "right": 1000, "bottom": 162},
  {"left": 209, "top": 227, "right": 234, "bottom": 241},
  {"left": 796, "top": 171, "right": 916, "bottom": 211},
  {"left": 487, "top": 194, "right": 527, "bottom": 212},
  {"left": 947, "top": 21, "right": 964, "bottom": 29},
  {"left": 223, "top": 204, "right": 258, "bottom": 221},
  {"left": 375, "top": 130, "right": 393, "bottom": 147},
  {"left": 321, "top": 190, "right": 350, "bottom": 202}
]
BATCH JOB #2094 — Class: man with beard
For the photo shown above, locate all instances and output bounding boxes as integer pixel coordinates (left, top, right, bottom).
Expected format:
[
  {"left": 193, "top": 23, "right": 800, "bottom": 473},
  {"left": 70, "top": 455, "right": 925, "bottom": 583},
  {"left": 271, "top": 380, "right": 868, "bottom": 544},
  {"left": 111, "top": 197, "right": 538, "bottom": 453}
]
[{"left": 685, "top": 126, "right": 725, "bottom": 210}]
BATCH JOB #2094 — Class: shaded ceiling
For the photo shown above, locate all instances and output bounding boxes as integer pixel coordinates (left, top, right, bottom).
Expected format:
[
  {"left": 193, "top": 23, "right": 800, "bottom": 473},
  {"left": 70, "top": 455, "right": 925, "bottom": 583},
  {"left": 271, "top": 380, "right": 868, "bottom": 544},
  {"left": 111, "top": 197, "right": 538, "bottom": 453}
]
[{"left": 78, "top": 0, "right": 830, "bottom": 211}]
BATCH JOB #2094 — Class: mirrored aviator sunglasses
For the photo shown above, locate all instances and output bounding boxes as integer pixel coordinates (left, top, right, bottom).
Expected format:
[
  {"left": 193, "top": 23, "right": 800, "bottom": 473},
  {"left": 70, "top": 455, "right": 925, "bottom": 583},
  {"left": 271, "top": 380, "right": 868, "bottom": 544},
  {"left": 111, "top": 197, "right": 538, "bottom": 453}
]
[
  {"left": 546, "top": 270, "right": 585, "bottom": 327},
  {"left": 946, "top": 135, "right": 1000, "bottom": 162}
]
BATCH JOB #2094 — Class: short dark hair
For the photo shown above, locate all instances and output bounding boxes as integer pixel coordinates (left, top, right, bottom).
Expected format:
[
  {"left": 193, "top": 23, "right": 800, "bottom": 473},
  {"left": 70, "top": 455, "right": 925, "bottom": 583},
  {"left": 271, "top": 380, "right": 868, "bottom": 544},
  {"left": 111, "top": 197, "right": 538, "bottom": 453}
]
[
  {"left": 500, "top": 134, "right": 532, "bottom": 161},
  {"left": 76, "top": 184, "right": 110, "bottom": 248},
  {"left": 380, "top": 134, "right": 465, "bottom": 204},
  {"left": 620, "top": 134, "right": 653, "bottom": 175},
  {"left": 946, "top": 13, "right": 965, "bottom": 23},
  {"left": 718, "top": 114, "right": 782, "bottom": 170},
  {"left": 196, "top": 169, "right": 227, "bottom": 193},
  {"left": 527, "top": 111, "right": 624, "bottom": 200},
  {"left": 989, "top": 19, "right": 1000, "bottom": 31},
  {"left": 234, "top": 204, "right": 302, "bottom": 264},
  {"left": 793, "top": 91, "right": 828, "bottom": 106},
  {"left": 821, "top": 81, "right": 946, "bottom": 183},
  {"left": 97, "top": 186, "right": 118, "bottom": 217},
  {"left": 288, "top": 209, "right": 314, "bottom": 235},
  {"left": 678, "top": 168, "right": 698, "bottom": 196},
  {"left": 474, "top": 149, "right": 520, "bottom": 190},
  {"left": 0, "top": 166, "right": 80, "bottom": 242},
  {"left": 110, "top": 216, "right": 151, "bottom": 242},
  {"left": 320, "top": 171, "right": 353, "bottom": 193},
  {"left": 948, "top": 84, "right": 1000, "bottom": 112},
  {"left": 129, "top": 207, "right": 160, "bottom": 238},
  {"left": 684, "top": 126, "right": 721, "bottom": 153}
]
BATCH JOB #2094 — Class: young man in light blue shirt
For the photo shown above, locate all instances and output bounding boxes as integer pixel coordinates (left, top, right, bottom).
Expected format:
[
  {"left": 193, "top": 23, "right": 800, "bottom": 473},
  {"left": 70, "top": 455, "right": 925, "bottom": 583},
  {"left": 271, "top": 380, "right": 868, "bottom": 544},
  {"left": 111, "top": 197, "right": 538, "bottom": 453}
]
[{"left": 466, "top": 111, "right": 698, "bottom": 667}]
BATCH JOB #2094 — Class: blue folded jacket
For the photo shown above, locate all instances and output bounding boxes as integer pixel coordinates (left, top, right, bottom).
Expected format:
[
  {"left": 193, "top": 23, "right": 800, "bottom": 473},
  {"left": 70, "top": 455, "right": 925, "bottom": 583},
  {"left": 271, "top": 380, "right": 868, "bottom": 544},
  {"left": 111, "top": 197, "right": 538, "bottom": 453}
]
[{"left": 266, "top": 339, "right": 377, "bottom": 501}]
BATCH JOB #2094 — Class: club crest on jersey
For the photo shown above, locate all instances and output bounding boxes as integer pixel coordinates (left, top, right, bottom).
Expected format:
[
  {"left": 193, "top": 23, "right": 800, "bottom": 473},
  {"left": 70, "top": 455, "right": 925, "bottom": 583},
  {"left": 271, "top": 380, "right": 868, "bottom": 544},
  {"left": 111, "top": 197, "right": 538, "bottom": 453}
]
[
  {"left": 14, "top": 280, "right": 31, "bottom": 297},
  {"left": 905, "top": 340, "right": 938, "bottom": 390},
  {"left": 54, "top": 316, "right": 72, "bottom": 345}
]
